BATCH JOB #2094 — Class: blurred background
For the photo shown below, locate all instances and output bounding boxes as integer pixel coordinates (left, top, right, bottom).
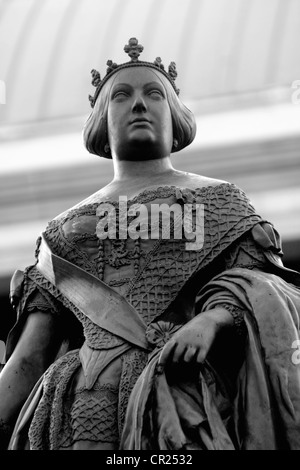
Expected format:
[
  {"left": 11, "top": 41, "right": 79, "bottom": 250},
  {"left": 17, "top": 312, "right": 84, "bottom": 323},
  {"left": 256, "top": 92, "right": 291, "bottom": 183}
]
[{"left": 0, "top": 0, "right": 300, "bottom": 362}]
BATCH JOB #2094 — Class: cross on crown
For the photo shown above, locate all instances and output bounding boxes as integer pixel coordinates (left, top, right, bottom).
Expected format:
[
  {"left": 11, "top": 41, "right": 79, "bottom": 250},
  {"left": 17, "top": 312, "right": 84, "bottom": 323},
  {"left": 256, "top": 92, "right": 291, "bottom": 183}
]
[{"left": 124, "top": 38, "right": 144, "bottom": 62}]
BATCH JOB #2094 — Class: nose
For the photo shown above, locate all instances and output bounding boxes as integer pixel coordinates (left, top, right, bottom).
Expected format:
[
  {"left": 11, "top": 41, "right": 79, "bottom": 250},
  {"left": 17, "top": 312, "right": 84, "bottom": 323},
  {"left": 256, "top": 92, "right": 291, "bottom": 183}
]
[{"left": 132, "top": 94, "right": 147, "bottom": 113}]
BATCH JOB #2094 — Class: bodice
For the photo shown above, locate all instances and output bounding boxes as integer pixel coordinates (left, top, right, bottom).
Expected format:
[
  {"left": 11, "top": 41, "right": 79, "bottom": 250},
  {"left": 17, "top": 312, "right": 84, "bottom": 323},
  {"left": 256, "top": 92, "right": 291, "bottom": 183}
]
[
  {"left": 42, "top": 183, "right": 262, "bottom": 326},
  {"left": 8, "top": 182, "right": 272, "bottom": 357}
]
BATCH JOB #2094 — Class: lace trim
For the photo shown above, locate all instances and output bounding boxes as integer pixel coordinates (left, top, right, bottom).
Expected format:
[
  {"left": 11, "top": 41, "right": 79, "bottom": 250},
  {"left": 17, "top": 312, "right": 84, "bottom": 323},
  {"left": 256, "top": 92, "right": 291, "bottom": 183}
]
[
  {"left": 45, "top": 183, "right": 240, "bottom": 242},
  {"left": 223, "top": 233, "right": 267, "bottom": 271},
  {"left": 118, "top": 349, "right": 148, "bottom": 435},
  {"left": 109, "top": 278, "right": 132, "bottom": 287},
  {"left": 219, "top": 304, "right": 246, "bottom": 336},
  {"left": 82, "top": 318, "right": 124, "bottom": 349},
  {"left": 25, "top": 289, "right": 60, "bottom": 314},
  {"left": 50, "top": 185, "right": 185, "bottom": 223},
  {"left": 229, "top": 263, "right": 265, "bottom": 270},
  {"left": 29, "top": 350, "right": 81, "bottom": 450},
  {"left": 16, "top": 267, "right": 39, "bottom": 316}
]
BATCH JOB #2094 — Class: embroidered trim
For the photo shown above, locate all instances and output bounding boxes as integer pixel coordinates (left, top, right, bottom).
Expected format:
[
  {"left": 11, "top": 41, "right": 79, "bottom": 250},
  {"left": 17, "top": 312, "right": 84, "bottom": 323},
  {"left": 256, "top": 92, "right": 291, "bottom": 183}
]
[
  {"left": 223, "top": 233, "right": 267, "bottom": 271},
  {"left": 118, "top": 349, "right": 148, "bottom": 435},
  {"left": 220, "top": 304, "right": 246, "bottom": 336},
  {"left": 29, "top": 351, "right": 81, "bottom": 450}
]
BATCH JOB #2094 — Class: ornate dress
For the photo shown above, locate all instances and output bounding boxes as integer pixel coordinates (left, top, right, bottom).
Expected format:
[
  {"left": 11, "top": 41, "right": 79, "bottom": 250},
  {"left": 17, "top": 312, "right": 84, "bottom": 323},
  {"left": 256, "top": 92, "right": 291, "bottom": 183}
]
[{"left": 6, "top": 183, "right": 300, "bottom": 450}]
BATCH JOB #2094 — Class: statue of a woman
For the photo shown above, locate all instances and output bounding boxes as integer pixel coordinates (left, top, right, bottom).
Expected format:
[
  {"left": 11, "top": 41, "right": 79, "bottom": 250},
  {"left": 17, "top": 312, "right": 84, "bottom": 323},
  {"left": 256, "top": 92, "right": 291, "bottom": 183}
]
[{"left": 1, "top": 38, "right": 300, "bottom": 450}]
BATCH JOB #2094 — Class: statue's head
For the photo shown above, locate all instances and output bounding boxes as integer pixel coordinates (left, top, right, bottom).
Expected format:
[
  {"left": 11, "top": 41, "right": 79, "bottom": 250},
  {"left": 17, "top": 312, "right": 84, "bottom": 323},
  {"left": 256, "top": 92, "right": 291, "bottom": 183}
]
[{"left": 83, "top": 38, "right": 196, "bottom": 159}]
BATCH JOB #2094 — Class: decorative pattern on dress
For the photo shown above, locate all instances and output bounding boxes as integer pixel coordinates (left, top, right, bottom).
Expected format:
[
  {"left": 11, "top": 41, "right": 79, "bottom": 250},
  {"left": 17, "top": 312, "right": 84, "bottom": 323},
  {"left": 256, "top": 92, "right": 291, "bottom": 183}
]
[{"left": 8, "top": 183, "right": 278, "bottom": 449}]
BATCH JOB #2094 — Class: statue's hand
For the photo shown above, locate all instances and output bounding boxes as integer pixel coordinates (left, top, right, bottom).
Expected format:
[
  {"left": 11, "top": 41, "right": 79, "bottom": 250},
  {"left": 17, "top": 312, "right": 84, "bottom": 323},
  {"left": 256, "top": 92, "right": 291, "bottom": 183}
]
[{"left": 157, "top": 308, "right": 234, "bottom": 369}]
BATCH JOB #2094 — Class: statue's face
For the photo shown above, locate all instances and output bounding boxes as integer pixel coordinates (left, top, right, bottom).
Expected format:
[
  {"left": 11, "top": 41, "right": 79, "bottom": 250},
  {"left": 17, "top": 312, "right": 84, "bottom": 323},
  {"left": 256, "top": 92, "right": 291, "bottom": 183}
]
[{"left": 107, "top": 67, "right": 173, "bottom": 160}]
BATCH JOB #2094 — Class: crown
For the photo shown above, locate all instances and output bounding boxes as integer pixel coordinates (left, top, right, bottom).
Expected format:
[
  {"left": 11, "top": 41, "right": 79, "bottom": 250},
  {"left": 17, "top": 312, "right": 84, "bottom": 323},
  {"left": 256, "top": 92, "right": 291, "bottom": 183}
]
[{"left": 88, "top": 37, "right": 180, "bottom": 108}]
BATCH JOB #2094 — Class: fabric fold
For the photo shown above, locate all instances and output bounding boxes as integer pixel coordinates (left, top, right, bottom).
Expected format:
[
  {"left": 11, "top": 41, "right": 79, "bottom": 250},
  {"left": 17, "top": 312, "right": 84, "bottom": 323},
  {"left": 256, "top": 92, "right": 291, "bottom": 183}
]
[
  {"left": 121, "top": 268, "right": 300, "bottom": 450},
  {"left": 79, "top": 342, "right": 131, "bottom": 389}
]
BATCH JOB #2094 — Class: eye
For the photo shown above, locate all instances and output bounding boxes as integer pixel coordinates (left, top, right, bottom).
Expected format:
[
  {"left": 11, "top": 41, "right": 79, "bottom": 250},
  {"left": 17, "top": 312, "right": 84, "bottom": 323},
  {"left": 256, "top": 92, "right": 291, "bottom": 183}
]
[
  {"left": 148, "top": 89, "right": 163, "bottom": 99},
  {"left": 112, "top": 90, "right": 129, "bottom": 100}
]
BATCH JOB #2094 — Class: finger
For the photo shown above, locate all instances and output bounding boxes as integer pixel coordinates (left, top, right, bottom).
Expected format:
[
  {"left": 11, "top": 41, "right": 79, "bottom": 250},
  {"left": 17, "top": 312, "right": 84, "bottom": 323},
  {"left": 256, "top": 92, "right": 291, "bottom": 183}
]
[
  {"left": 196, "top": 349, "right": 207, "bottom": 364},
  {"left": 172, "top": 343, "right": 187, "bottom": 363},
  {"left": 157, "top": 340, "right": 177, "bottom": 368},
  {"left": 183, "top": 346, "right": 198, "bottom": 362}
]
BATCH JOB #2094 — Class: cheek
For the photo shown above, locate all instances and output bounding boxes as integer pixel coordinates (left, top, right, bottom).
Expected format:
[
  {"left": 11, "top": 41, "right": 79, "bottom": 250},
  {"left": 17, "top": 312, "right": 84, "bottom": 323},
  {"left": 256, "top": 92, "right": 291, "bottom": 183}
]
[
  {"left": 107, "top": 106, "right": 115, "bottom": 129},
  {"left": 107, "top": 107, "right": 121, "bottom": 140},
  {"left": 162, "top": 102, "right": 173, "bottom": 130},
  {"left": 154, "top": 102, "right": 172, "bottom": 128},
  {"left": 163, "top": 108, "right": 173, "bottom": 140}
]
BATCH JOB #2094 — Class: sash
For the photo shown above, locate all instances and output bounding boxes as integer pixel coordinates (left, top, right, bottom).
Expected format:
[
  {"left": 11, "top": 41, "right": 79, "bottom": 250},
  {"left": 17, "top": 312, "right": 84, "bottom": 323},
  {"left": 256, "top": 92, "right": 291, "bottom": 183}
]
[{"left": 36, "top": 233, "right": 149, "bottom": 351}]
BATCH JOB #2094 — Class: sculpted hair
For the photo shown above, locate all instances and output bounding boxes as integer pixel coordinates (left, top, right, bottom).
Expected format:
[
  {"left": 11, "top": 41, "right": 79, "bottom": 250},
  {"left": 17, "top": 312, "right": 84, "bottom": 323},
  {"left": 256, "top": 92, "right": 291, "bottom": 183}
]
[
  {"left": 83, "top": 69, "right": 196, "bottom": 159},
  {"left": 153, "top": 70, "right": 197, "bottom": 154},
  {"left": 83, "top": 78, "right": 112, "bottom": 159}
]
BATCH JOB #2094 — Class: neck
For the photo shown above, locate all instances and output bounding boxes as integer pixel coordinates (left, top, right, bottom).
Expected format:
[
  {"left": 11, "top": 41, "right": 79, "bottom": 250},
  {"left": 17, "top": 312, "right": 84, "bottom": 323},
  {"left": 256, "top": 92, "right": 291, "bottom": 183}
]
[{"left": 112, "top": 156, "right": 175, "bottom": 182}]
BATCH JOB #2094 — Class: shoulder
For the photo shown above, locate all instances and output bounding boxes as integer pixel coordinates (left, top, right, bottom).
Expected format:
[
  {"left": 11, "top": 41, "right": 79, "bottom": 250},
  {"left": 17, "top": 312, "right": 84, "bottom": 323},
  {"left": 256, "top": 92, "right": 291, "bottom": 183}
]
[
  {"left": 190, "top": 174, "right": 229, "bottom": 189},
  {"left": 177, "top": 173, "right": 256, "bottom": 213},
  {"left": 174, "top": 171, "right": 234, "bottom": 191},
  {"left": 51, "top": 186, "right": 114, "bottom": 222},
  {"left": 175, "top": 173, "right": 253, "bottom": 203}
]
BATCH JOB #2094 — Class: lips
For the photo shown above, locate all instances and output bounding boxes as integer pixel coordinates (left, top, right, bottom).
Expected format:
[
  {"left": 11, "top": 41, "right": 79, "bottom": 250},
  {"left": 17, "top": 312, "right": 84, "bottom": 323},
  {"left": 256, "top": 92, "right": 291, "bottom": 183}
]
[{"left": 130, "top": 118, "right": 151, "bottom": 124}]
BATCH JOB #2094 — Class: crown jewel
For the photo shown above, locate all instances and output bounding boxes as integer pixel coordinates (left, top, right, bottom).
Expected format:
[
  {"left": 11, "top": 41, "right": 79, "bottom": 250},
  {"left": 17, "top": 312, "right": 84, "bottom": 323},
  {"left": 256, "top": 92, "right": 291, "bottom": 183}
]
[{"left": 88, "top": 37, "right": 180, "bottom": 108}]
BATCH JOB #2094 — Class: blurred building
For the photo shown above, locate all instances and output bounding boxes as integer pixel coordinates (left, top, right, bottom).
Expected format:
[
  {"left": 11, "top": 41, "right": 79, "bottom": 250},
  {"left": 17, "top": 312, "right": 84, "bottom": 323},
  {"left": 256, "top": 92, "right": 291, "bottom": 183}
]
[{"left": 0, "top": 0, "right": 300, "bottom": 348}]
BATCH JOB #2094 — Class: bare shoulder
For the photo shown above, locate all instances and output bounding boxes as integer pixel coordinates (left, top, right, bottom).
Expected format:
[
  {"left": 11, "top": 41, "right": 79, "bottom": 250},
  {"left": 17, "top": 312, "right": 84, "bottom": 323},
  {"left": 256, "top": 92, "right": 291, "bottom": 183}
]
[
  {"left": 173, "top": 171, "right": 231, "bottom": 190},
  {"left": 53, "top": 184, "right": 113, "bottom": 221}
]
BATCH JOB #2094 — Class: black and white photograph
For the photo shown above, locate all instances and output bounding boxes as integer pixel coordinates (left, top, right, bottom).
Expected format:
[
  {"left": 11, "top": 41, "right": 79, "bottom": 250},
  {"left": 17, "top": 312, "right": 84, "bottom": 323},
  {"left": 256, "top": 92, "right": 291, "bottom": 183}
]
[{"left": 0, "top": 0, "right": 300, "bottom": 455}]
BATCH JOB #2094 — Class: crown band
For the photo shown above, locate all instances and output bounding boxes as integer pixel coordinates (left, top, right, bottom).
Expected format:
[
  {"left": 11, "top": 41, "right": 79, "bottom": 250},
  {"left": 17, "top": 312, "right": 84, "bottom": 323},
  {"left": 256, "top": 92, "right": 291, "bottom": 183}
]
[{"left": 88, "top": 38, "right": 180, "bottom": 108}]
